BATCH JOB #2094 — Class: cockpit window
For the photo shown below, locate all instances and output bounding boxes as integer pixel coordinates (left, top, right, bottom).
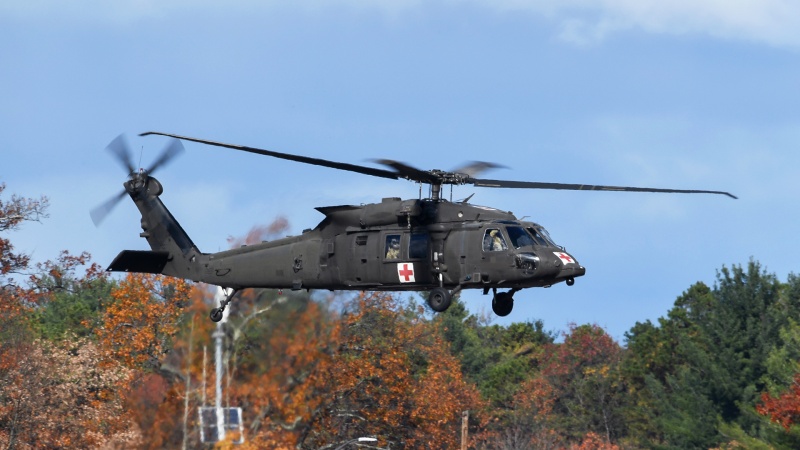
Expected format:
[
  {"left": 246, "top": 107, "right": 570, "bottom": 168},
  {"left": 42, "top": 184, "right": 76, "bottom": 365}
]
[
  {"left": 483, "top": 228, "right": 508, "bottom": 252},
  {"left": 528, "top": 227, "right": 558, "bottom": 247},
  {"left": 539, "top": 227, "right": 559, "bottom": 247},
  {"left": 506, "top": 226, "right": 535, "bottom": 249}
]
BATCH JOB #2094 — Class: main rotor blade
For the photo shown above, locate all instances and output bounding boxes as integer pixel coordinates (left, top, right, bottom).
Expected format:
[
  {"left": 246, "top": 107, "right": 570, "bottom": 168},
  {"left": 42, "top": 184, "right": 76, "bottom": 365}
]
[
  {"left": 90, "top": 189, "right": 128, "bottom": 226},
  {"left": 106, "top": 134, "right": 136, "bottom": 175},
  {"left": 145, "top": 138, "right": 184, "bottom": 175},
  {"left": 470, "top": 178, "right": 738, "bottom": 199},
  {"left": 451, "top": 161, "right": 506, "bottom": 178},
  {"left": 373, "top": 159, "right": 440, "bottom": 184},
  {"left": 140, "top": 131, "right": 399, "bottom": 180}
]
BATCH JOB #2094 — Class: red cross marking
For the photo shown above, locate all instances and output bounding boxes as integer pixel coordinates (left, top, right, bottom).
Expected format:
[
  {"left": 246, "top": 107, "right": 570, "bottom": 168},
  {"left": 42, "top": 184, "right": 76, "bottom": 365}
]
[
  {"left": 398, "top": 263, "right": 414, "bottom": 282},
  {"left": 557, "top": 252, "right": 574, "bottom": 264}
]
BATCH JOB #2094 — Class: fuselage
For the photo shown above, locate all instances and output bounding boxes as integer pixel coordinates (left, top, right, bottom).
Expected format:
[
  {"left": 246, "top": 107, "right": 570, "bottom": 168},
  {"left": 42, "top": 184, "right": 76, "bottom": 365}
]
[{"left": 197, "top": 197, "right": 586, "bottom": 292}]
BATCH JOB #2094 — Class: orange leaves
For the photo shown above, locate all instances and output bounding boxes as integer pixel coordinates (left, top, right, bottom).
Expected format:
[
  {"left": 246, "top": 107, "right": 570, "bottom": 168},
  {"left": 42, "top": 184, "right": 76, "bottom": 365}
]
[
  {"left": 571, "top": 432, "right": 622, "bottom": 450},
  {"left": 0, "top": 337, "right": 136, "bottom": 449},
  {"left": 757, "top": 374, "right": 800, "bottom": 430},
  {"left": 232, "top": 297, "right": 338, "bottom": 449},
  {"left": 306, "top": 292, "right": 482, "bottom": 449},
  {"left": 96, "top": 273, "right": 190, "bottom": 370}
]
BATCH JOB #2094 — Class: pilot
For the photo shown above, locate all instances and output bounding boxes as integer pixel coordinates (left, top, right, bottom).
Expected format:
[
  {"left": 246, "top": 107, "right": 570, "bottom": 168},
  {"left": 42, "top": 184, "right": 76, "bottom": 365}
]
[
  {"left": 386, "top": 238, "right": 400, "bottom": 259},
  {"left": 484, "top": 229, "right": 507, "bottom": 251}
]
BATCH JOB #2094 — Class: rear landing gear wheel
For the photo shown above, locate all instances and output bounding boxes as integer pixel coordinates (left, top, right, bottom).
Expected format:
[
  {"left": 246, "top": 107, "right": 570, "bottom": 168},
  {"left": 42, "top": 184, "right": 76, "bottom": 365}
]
[
  {"left": 210, "top": 308, "right": 224, "bottom": 323},
  {"left": 209, "top": 288, "right": 238, "bottom": 323},
  {"left": 492, "top": 292, "right": 514, "bottom": 317},
  {"left": 428, "top": 287, "right": 453, "bottom": 312}
]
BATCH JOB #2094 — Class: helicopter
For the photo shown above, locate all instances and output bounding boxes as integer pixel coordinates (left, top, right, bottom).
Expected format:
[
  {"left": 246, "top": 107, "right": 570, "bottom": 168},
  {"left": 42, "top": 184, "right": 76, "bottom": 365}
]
[{"left": 92, "top": 132, "right": 736, "bottom": 322}]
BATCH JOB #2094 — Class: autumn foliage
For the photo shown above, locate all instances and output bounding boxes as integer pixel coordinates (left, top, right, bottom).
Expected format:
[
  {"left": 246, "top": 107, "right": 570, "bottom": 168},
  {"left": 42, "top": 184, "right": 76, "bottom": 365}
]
[
  {"left": 757, "top": 374, "right": 800, "bottom": 430},
  {"left": 308, "top": 292, "right": 484, "bottom": 449},
  {"left": 95, "top": 273, "right": 190, "bottom": 370},
  {"left": 5, "top": 184, "right": 800, "bottom": 448}
]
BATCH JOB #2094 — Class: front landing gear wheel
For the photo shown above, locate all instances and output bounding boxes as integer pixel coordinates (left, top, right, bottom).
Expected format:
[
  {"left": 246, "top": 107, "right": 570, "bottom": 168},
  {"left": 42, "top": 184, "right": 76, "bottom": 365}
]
[
  {"left": 427, "top": 287, "right": 453, "bottom": 312},
  {"left": 492, "top": 292, "right": 514, "bottom": 317},
  {"left": 210, "top": 308, "right": 224, "bottom": 323}
]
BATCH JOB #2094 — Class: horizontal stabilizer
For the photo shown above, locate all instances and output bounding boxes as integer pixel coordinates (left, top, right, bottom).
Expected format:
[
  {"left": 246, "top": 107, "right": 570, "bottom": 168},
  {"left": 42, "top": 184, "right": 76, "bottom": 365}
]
[{"left": 107, "top": 250, "right": 170, "bottom": 274}]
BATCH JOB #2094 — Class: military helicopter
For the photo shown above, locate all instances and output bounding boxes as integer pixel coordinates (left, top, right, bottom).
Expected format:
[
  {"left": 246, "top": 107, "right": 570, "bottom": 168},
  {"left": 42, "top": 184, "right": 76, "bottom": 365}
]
[{"left": 92, "top": 132, "right": 736, "bottom": 322}]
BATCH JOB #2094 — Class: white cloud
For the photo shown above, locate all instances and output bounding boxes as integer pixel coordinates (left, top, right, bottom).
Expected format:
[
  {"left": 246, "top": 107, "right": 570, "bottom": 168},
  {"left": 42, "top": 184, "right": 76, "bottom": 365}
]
[
  {"left": 4, "top": 0, "right": 800, "bottom": 47},
  {"left": 480, "top": 0, "right": 800, "bottom": 47}
]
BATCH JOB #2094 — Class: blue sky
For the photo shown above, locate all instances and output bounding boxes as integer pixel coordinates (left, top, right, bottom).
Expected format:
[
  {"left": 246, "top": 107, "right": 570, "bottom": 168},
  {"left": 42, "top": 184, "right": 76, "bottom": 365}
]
[{"left": 2, "top": 1, "right": 799, "bottom": 342}]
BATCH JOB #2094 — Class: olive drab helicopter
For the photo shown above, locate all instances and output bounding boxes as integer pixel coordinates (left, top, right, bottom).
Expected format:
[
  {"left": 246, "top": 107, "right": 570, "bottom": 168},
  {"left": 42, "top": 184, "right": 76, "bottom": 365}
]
[{"left": 91, "top": 132, "right": 737, "bottom": 322}]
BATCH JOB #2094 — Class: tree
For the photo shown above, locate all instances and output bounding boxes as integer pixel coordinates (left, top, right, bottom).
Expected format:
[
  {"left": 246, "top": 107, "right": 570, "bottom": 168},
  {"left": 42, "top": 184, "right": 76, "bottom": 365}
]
[
  {"left": 758, "top": 374, "right": 800, "bottom": 430},
  {"left": 0, "top": 182, "right": 48, "bottom": 287},
  {"left": 230, "top": 293, "right": 337, "bottom": 449},
  {"left": 0, "top": 337, "right": 136, "bottom": 449},
  {"left": 29, "top": 251, "right": 111, "bottom": 340},
  {"left": 619, "top": 262, "right": 800, "bottom": 448},
  {"left": 306, "top": 292, "right": 484, "bottom": 449},
  {"left": 436, "top": 297, "right": 555, "bottom": 408},
  {"left": 0, "top": 183, "right": 49, "bottom": 326},
  {"left": 521, "top": 324, "right": 625, "bottom": 446},
  {"left": 96, "top": 273, "right": 191, "bottom": 371},
  {"left": 620, "top": 283, "right": 719, "bottom": 446}
]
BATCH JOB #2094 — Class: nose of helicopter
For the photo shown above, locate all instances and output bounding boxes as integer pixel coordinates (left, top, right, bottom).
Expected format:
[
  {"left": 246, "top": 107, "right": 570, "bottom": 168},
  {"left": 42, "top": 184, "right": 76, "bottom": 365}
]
[{"left": 553, "top": 251, "right": 586, "bottom": 285}]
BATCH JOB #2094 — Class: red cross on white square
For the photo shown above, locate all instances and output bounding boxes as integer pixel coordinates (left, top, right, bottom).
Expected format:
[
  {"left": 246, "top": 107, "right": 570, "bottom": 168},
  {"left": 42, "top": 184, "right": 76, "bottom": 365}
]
[
  {"left": 554, "top": 252, "right": 575, "bottom": 265},
  {"left": 397, "top": 263, "right": 415, "bottom": 283}
]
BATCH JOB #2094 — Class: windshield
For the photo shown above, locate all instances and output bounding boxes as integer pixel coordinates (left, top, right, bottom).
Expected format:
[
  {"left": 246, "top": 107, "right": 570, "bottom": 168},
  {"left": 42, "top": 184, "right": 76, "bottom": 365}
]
[{"left": 527, "top": 226, "right": 558, "bottom": 248}]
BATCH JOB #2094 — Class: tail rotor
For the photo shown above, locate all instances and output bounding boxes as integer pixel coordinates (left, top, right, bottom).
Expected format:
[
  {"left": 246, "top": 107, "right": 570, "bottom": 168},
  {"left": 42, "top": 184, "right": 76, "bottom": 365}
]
[{"left": 90, "top": 134, "right": 184, "bottom": 226}]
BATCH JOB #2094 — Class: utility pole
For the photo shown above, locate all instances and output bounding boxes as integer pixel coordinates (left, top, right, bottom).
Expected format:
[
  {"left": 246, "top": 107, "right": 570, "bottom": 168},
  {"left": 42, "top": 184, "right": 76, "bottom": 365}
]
[
  {"left": 198, "top": 287, "right": 245, "bottom": 445},
  {"left": 182, "top": 316, "right": 195, "bottom": 450},
  {"left": 461, "top": 410, "right": 469, "bottom": 450},
  {"left": 213, "top": 287, "right": 229, "bottom": 442}
]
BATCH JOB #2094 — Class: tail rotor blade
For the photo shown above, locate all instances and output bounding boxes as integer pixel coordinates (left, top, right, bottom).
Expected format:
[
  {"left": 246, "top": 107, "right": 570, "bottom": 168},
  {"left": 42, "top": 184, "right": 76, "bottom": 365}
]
[
  {"left": 90, "top": 189, "right": 127, "bottom": 226},
  {"left": 93, "top": 134, "right": 185, "bottom": 227},
  {"left": 106, "top": 134, "right": 136, "bottom": 175}
]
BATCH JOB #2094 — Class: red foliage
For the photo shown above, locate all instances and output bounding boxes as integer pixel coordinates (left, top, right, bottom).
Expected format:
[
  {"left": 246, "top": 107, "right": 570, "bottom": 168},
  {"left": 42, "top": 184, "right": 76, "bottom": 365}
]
[
  {"left": 757, "top": 373, "right": 800, "bottom": 430},
  {"left": 514, "top": 323, "right": 623, "bottom": 447},
  {"left": 226, "top": 217, "right": 289, "bottom": 247}
]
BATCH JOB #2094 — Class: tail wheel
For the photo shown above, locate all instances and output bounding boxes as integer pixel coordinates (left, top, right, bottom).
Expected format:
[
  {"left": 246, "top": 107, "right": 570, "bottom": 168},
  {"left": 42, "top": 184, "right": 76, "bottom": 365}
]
[
  {"left": 210, "top": 308, "right": 224, "bottom": 322},
  {"left": 492, "top": 292, "right": 514, "bottom": 317},
  {"left": 427, "top": 287, "right": 452, "bottom": 312}
]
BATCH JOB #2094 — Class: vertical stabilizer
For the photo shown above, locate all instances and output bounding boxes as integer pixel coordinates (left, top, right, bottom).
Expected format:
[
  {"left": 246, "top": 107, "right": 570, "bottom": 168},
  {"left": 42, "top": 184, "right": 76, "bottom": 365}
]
[{"left": 106, "top": 175, "right": 208, "bottom": 281}]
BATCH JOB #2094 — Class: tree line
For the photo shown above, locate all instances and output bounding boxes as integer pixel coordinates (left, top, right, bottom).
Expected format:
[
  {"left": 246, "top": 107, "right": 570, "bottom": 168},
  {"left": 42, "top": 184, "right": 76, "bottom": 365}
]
[{"left": 2, "top": 183, "right": 800, "bottom": 449}]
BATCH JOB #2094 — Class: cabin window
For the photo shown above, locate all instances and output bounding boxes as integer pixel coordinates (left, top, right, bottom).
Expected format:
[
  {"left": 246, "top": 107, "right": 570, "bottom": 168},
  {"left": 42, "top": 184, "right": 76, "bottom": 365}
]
[
  {"left": 506, "top": 226, "right": 535, "bottom": 249},
  {"left": 483, "top": 228, "right": 508, "bottom": 252},
  {"left": 409, "top": 233, "right": 428, "bottom": 259},
  {"left": 385, "top": 234, "right": 401, "bottom": 259}
]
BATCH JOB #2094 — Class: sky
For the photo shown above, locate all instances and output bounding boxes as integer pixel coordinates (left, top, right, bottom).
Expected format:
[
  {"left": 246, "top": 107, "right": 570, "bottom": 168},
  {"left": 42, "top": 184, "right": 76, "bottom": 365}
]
[{"left": 2, "top": 0, "right": 800, "bottom": 342}]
